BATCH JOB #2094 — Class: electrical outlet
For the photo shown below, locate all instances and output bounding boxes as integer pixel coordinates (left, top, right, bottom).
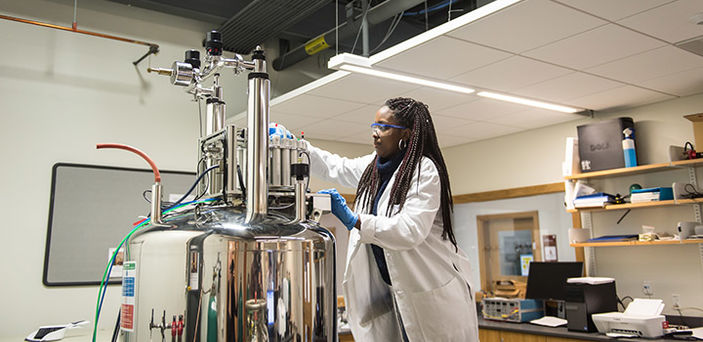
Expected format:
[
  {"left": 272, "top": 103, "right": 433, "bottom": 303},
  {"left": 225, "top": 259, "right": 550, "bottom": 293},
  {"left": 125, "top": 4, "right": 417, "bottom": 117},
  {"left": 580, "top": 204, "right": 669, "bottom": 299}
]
[
  {"left": 642, "top": 280, "right": 654, "bottom": 297},
  {"left": 672, "top": 294, "right": 681, "bottom": 309}
]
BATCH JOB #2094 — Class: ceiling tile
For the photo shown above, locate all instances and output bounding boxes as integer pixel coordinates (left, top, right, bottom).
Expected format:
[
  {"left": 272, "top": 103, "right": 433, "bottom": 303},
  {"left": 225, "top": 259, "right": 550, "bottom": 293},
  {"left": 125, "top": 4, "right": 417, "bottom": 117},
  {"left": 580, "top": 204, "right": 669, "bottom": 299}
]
[
  {"left": 553, "top": 0, "right": 674, "bottom": 22},
  {"left": 336, "top": 135, "right": 373, "bottom": 146},
  {"left": 308, "top": 73, "right": 419, "bottom": 104},
  {"left": 523, "top": 24, "right": 666, "bottom": 69},
  {"left": 375, "top": 36, "right": 512, "bottom": 79},
  {"left": 568, "top": 85, "right": 675, "bottom": 110},
  {"left": 272, "top": 94, "right": 366, "bottom": 117},
  {"left": 437, "top": 134, "right": 473, "bottom": 148},
  {"left": 618, "top": 0, "right": 703, "bottom": 43},
  {"left": 512, "top": 72, "right": 625, "bottom": 102},
  {"left": 438, "top": 98, "right": 527, "bottom": 120},
  {"left": 447, "top": 0, "right": 606, "bottom": 53},
  {"left": 302, "top": 118, "right": 369, "bottom": 138},
  {"left": 301, "top": 132, "right": 341, "bottom": 141},
  {"left": 451, "top": 56, "right": 572, "bottom": 92},
  {"left": 444, "top": 121, "right": 522, "bottom": 140},
  {"left": 637, "top": 67, "right": 703, "bottom": 96},
  {"left": 332, "top": 105, "right": 381, "bottom": 125},
  {"left": 400, "top": 87, "right": 478, "bottom": 111},
  {"left": 489, "top": 108, "right": 582, "bottom": 129},
  {"left": 586, "top": 45, "right": 703, "bottom": 84},
  {"left": 431, "top": 114, "right": 479, "bottom": 133},
  {"left": 269, "top": 112, "right": 321, "bottom": 133}
]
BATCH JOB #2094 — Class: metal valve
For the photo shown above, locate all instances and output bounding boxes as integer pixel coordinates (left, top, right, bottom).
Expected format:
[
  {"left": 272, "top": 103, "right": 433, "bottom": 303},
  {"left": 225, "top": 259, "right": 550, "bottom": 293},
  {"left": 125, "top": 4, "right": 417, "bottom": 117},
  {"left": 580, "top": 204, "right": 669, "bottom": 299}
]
[{"left": 170, "top": 61, "right": 194, "bottom": 87}]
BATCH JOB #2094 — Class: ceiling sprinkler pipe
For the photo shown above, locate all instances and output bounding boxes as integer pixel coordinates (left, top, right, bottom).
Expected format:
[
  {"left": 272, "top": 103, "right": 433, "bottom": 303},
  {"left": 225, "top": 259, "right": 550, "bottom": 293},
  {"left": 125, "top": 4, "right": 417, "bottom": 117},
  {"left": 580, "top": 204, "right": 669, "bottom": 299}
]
[{"left": 272, "top": 0, "right": 426, "bottom": 71}]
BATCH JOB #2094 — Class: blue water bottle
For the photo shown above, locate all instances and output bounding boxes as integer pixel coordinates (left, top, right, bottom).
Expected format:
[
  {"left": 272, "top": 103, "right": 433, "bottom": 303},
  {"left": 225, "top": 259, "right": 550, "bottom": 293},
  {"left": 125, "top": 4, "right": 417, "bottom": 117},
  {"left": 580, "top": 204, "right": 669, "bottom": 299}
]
[{"left": 622, "top": 127, "right": 637, "bottom": 167}]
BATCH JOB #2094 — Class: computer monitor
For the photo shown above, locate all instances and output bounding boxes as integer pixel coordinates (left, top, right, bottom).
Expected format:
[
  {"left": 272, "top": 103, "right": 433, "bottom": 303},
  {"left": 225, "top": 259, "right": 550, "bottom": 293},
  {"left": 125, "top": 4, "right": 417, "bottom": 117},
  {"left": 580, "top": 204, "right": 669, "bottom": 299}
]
[{"left": 525, "top": 261, "right": 583, "bottom": 301}]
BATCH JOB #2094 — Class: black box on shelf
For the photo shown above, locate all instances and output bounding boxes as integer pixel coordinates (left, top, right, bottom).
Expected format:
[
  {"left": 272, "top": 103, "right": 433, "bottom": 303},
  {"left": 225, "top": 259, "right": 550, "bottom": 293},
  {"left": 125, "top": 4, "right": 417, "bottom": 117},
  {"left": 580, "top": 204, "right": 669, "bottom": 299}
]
[{"left": 577, "top": 117, "right": 635, "bottom": 172}]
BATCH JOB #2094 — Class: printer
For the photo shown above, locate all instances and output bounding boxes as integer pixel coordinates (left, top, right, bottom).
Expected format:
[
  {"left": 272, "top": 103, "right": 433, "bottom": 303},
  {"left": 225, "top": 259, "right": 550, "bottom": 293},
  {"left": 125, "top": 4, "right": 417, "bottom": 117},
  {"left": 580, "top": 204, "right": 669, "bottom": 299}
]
[
  {"left": 592, "top": 298, "right": 666, "bottom": 338},
  {"left": 564, "top": 277, "right": 618, "bottom": 332}
]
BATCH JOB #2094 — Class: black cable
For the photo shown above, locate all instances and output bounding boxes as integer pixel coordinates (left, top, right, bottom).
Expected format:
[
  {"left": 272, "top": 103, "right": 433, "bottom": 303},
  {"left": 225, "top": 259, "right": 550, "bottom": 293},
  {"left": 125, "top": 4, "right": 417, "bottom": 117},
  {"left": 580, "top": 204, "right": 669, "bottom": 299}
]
[
  {"left": 683, "top": 183, "right": 703, "bottom": 199},
  {"left": 143, "top": 189, "right": 152, "bottom": 203},
  {"left": 111, "top": 309, "right": 120, "bottom": 342},
  {"left": 237, "top": 164, "right": 246, "bottom": 200},
  {"left": 167, "top": 164, "right": 220, "bottom": 211},
  {"left": 299, "top": 150, "right": 312, "bottom": 192},
  {"left": 616, "top": 209, "right": 631, "bottom": 224}
]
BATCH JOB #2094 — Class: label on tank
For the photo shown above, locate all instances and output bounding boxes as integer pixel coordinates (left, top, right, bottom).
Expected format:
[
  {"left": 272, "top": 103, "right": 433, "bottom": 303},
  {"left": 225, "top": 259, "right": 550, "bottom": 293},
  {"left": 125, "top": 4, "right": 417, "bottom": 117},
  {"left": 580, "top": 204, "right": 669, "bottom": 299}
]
[{"left": 120, "top": 261, "right": 137, "bottom": 331}]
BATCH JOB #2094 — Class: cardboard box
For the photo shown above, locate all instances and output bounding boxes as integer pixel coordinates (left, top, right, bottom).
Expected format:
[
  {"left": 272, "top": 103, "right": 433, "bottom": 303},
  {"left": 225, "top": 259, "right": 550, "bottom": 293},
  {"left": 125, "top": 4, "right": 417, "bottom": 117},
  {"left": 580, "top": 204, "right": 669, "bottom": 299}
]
[{"left": 684, "top": 113, "right": 703, "bottom": 148}]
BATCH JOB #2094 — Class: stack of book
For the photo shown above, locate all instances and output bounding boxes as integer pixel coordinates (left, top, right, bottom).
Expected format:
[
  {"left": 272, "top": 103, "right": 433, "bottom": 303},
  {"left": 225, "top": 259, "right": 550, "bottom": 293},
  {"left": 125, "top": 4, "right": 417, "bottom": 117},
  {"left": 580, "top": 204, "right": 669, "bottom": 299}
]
[
  {"left": 573, "top": 192, "right": 615, "bottom": 208},
  {"left": 630, "top": 187, "right": 673, "bottom": 203}
]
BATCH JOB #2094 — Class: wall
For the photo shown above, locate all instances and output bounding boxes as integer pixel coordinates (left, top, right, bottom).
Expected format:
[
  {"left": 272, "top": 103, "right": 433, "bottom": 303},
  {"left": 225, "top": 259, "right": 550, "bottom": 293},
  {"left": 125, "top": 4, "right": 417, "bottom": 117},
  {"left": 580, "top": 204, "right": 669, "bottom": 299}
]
[
  {"left": 445, "top": 93, "right": 703, "bottom": 316},
  {"left": 0, "top": 0, "right": 371, "bottom": 336},
  {"left": 454, "top": 192, "right": 576, "bottom": 293},
  {"left": 0, "top": 0, "right": 226, "bottom": 337}
]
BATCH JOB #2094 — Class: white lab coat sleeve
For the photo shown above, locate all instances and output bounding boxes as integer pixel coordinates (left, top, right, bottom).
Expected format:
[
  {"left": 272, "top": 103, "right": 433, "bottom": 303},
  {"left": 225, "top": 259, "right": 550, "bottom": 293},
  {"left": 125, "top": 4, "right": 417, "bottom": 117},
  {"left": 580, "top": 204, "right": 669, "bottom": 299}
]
[
  {"left": 305, "top": 140, "right": 375, "bottom": 189},
  {"left": 357, "top": 158, "right": 441, "bottom": 251}
]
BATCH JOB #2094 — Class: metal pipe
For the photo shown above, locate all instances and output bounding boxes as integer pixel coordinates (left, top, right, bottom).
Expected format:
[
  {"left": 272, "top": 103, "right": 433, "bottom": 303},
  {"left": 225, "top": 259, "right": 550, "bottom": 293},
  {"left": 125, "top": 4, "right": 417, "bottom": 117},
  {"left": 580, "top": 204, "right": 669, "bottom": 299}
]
[
  {"left": 245, "top": 48, "right": 270, "bottom": 223},
  {"left": 0, "top": 14, "right": 159, "bottom": 50},
  {"left": 281, "top": 139, "right": 291, "bottom": 187},
  {"left": 271, "top": 137, "right": 282, "bottom": 186},
  {"left": 226, "top": 124, "right": 238, "bottom": 194},
  {"left": 294, "top": 180, "right": 306, "bottom": 223},
  {"left": 272, "top": 0, "right": 426, "bottom": 70},
  {"left": 151, "top": 182, "right": 163, "bottom": 225},
  {"left": 362, "top": 0, "right": 369, "bottom": 56}
]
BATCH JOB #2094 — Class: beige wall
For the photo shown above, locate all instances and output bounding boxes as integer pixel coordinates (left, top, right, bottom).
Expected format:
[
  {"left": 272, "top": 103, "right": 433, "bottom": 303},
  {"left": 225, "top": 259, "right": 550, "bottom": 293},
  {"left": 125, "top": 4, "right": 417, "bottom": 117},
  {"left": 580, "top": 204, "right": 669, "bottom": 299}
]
[
  {"left": 0, "top": 1, "right": 370, "bottom": 337},
  {"left": 2, "top": 0, "right": 702, "bottom": 338},
  {"left": 444, "top": 93, "right": 703, "bottom": 317},
  {"left": 444, "top": 94, "right": 702, "bottom": 194}
]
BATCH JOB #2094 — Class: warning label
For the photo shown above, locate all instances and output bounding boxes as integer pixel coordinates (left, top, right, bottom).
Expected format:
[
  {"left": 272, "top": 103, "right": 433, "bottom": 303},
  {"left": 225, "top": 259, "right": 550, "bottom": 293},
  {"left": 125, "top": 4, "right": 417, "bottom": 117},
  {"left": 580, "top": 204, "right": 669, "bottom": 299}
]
[
  {"left": 121, "top": 304, "right": 134, "bottom": 330},
  {"left": 120, "top": 261, "right": 137, "bottom": 331},
  {"left": 304, "top": 36, "right": 329, "bottom": 56}
]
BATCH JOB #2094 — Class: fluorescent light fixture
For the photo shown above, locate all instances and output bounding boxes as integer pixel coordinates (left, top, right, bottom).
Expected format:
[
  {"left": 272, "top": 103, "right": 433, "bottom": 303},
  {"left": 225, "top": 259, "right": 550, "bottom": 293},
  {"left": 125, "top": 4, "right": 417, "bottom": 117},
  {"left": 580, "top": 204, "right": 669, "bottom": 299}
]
[
  {"left": 339, "top": 64, "right": 475, "bottom": 94},
  {"left": 477, "top": 91, "right": 582, "bottom": 113},
  {"left": 329, "top": 54, "right": 475, "bottom": 94}
]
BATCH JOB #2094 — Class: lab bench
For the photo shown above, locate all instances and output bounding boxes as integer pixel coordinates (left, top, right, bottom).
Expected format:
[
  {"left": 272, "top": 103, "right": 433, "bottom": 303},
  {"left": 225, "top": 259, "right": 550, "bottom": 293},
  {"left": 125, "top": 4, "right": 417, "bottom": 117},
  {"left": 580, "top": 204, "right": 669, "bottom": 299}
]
[{"left": 478, "top": 318, "right": 700, "bottom": 342}]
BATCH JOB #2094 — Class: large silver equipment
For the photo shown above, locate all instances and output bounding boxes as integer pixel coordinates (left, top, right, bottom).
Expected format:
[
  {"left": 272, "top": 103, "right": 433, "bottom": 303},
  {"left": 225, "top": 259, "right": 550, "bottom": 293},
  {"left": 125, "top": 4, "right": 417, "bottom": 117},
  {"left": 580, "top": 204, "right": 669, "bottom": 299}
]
[{"left": 122, "top": 31, "right": 336, "bottom": 342}]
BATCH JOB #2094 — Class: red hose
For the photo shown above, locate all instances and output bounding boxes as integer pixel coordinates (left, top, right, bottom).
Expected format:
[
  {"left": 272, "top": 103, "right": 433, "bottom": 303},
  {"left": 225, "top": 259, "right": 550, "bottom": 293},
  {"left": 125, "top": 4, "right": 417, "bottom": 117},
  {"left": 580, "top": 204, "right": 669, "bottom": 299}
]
[{"left": 96, "top": 143, "right": 161, "bottom": 182}]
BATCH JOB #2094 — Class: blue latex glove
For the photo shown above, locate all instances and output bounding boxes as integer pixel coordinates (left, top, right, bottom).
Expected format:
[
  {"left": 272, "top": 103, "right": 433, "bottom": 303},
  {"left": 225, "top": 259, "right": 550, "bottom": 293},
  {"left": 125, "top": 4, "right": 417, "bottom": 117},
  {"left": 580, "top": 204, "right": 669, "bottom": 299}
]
[
  {"left": 319, "top": 189, "right": 358, "bottom": 230},
  {"left": 269, "top": 123, "right": 294, "bottom": 139}
]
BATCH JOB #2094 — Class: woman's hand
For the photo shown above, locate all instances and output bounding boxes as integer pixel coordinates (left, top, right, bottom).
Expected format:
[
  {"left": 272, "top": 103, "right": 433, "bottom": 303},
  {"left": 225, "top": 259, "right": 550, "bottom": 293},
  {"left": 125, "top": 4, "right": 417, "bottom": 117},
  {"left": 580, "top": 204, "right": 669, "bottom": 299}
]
[
  {"left": 318, "top": 189, "right": 358, "bottom": 230},
  {"left": 269, "top": 122, "right": 294, "bottom": 139}
]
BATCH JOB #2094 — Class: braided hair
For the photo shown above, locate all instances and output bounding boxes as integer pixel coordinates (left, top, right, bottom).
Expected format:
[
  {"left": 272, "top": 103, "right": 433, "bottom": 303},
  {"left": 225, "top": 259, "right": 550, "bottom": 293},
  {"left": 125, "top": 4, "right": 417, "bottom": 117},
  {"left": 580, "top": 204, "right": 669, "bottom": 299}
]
[{"left": 355, "top": 97, "right": 457, "bottom": 249}]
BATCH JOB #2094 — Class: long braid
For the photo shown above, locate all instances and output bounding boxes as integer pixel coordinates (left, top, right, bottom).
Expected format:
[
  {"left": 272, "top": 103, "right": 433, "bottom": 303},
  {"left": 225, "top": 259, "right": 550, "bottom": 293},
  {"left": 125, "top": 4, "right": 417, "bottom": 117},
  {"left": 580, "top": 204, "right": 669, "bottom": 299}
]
[{"left": 356, "top": 97, "right": 457, "bottom": 249}]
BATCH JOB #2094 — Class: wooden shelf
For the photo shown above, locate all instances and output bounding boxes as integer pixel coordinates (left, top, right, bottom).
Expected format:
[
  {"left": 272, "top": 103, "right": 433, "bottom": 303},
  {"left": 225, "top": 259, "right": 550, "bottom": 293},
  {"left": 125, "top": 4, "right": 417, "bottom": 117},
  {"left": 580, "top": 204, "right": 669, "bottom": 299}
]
[
  {"left": 568, "top": 198, "right": 703, "bottom": 213},
  {"left": 564, "top": 158, "right": 703, "bottom": 180},
  {"left": 570, "top": 239, "right": 703, "bottom": 247},
  {"left": 567, "top": 198, "right": 703, "bottom": 213}
]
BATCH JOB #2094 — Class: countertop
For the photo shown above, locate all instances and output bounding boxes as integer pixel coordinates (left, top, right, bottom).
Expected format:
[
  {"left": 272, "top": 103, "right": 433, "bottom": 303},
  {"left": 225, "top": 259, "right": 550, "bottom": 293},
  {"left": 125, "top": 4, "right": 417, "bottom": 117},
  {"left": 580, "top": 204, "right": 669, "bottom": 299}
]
[{"left": 479, "top": 318, "right": 697, "bottom": 341}]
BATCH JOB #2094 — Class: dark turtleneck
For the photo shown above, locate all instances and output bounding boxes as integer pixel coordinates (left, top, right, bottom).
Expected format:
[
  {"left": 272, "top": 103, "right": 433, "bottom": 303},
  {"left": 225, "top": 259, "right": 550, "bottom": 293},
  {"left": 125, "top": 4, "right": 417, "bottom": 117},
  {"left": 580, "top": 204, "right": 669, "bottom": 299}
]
[{"left": 371, "top": 149, "right": 405, "bottom": 285}]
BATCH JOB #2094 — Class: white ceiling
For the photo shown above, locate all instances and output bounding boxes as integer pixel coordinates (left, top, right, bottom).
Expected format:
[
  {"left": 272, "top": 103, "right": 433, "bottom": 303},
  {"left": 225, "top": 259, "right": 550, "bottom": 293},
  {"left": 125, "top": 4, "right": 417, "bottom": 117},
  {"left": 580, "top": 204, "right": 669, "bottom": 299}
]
[{"left": 233, "top": 0, "right": 703, "bottom": 148}]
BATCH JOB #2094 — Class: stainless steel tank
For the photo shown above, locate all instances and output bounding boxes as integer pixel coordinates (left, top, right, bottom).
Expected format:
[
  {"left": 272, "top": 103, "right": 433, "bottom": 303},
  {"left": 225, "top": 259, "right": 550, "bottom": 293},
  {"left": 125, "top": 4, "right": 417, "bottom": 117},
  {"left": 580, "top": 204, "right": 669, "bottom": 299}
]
[
  {"left": 124, "top": 209, "right": 336, "bottom": 342},
  {"left": 122, "top": 31, "right": 336, "bottom": 342}
]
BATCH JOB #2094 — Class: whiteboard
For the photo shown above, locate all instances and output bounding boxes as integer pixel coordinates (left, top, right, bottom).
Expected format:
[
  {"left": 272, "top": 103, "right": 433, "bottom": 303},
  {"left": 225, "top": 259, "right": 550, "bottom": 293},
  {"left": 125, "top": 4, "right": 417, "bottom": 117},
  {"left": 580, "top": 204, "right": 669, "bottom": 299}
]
[{"left": 43, "top": 163, "right": 195, "bottom": 286}]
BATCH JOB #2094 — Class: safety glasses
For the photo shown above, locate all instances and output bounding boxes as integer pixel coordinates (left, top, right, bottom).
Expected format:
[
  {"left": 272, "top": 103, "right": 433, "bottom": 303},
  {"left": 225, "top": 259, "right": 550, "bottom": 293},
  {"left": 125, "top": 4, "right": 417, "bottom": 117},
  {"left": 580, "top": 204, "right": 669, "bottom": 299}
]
[{"left": 371, "top": 123, "right": 407, "bottom": 134}]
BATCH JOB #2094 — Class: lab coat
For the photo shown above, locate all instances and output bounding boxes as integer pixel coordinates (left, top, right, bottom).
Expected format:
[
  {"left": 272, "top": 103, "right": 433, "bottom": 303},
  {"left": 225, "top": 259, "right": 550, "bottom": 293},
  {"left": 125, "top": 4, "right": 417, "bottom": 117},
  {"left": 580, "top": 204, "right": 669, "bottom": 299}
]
[{"left": 307, "top": 143, "right": 479, "bottom": 342}]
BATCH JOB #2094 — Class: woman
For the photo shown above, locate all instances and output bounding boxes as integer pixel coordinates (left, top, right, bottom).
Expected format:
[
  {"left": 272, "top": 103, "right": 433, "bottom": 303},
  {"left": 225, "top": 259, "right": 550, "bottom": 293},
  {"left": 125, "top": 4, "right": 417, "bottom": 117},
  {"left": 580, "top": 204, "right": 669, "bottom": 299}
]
[{"left": 304, "top": 97, "right": 478, "bottom": 341}]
